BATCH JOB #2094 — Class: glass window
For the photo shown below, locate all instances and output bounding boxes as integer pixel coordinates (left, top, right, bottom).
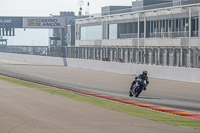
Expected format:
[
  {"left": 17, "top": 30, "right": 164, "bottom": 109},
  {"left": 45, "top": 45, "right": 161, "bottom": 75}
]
[
  {"left": 109, "top": 24, "right": 118, "bottom": 39},
  {"left": 151, "top": 21, "right": 153, "bottom": 33},
  {"left": 176, "top": 19, "right": 179, "bottom": 32},
  {"left": 80, "top": 25, "right": 102, "bottom": 40},
  {"left": 166, "top": 20, "right": 168, "bottom": 32},
  {"left": 186, "top": 18, "right": 189, "bottom": 31},
  {"left": 0, "top": 40, "right": 7, "bottom": 45}
]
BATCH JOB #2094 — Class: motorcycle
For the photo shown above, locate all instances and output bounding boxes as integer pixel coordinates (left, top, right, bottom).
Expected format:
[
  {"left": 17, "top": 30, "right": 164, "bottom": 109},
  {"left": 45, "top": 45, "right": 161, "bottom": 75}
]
[{"left": 129, "top": 79, "right": 146, "bottom": 98}]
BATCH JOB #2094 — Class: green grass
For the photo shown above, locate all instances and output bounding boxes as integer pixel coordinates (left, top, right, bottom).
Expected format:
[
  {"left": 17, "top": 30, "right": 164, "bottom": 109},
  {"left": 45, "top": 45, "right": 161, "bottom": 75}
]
[{"left": 0, "top": 75, "right": 200, "bottom": 130}]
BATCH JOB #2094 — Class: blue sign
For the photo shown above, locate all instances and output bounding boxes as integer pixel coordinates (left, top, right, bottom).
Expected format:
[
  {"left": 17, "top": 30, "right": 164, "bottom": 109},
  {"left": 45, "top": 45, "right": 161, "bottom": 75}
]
[{"left": 0, "top": 17, "right": 23, "bottom": 28}]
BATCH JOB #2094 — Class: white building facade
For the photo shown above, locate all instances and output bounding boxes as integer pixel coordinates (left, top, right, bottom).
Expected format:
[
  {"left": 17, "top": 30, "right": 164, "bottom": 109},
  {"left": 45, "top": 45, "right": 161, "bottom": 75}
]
[{"left": 75, "top": 0, "right": 200, "bottom": 47}]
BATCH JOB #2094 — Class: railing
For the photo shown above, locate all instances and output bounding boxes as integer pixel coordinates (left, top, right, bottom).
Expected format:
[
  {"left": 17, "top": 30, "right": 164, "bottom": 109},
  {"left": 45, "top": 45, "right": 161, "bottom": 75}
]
[
  {"left": 148, "top": 31, "right": 190, "bottom": 38},
  {"left": 0, "top": 46, "right": 200, "bottom": 68},
  {"left": 119, "top": 31, "right": 191, "bottom": 39},
  {"left": 192, "top": 31, "right": 199, "bottom": 37},
  {"left": 120, "top": 33, "right": 138, "bottom": 39}
]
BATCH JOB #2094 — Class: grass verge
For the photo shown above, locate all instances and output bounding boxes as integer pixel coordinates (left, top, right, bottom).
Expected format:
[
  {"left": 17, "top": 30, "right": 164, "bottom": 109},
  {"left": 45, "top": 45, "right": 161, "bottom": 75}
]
[{"left": 0, "top": 75, "right": 199, "bottom": 130}]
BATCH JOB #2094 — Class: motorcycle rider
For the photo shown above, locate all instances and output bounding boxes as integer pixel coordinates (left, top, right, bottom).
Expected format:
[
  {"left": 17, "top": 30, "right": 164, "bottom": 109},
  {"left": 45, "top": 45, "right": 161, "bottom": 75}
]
[{"left": 129, "top": 71, "right": 149, "bottom": 97}]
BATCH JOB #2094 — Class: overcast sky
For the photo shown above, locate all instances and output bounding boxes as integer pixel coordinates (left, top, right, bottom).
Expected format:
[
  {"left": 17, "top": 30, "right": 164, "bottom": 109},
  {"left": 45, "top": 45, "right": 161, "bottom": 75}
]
[{"left": 1, "top": 0, "right": 134, "bottom": 46}]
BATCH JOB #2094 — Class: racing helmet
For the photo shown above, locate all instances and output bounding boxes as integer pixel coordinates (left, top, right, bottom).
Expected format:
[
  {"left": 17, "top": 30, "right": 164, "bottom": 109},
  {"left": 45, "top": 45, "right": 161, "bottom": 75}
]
[{"left": 143, "top": 70, "right": 148, "bottom": 76}]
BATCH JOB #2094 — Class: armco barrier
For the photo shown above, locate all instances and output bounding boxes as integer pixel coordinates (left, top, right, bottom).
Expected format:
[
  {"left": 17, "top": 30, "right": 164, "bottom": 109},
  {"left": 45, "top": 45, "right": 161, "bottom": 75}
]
[{"left": 0, "top": 52, "right": 200, "bottom": 83}]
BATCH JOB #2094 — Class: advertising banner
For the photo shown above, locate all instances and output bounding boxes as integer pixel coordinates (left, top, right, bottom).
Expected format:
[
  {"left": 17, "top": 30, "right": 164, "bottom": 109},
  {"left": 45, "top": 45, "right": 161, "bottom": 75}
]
[
  {"left": 0, "top": 17, "right": 23, "bottom": 28},
  {"left": 23, "top": 17, "right": 66, "bottom": 28}
]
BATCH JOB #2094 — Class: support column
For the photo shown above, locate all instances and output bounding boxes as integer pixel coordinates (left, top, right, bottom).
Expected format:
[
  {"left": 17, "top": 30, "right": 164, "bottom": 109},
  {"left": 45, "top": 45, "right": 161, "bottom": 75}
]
[
  {"left": 105, "top": 46, "right": 108, "bottom": 60},
  {"left": 80, "top": 47, "right": 82, "bottom": 59},
  {"left": 113, "top": 48, "right": 116, "bottom": 62},
  {"left": 171, "top": 49, "right": 175, "bottom": 66},
  {"left": 104, "top": 48, "right": 106, "bottom": 60},
  {"left": 131, "top": 47, "right": 134, "bottom": 63},
  {"left": 145, "top": 48, "right": 148, "bottom": 64},
  {"left": 71, "top": 47, "right": 73, "bottom": 58},
  {"left": 188, "top": 7, "right": 192, "bottom": 67},
  {"left": 149, "top": 49, "right": 152, "bottom": 65},
  {"left": 83, "top": 47, "right": 85, "bottom": 59},
  {"left": 72, "top": 47, "right": 75, "bottom": 58},
  {"left": 136, "top": 49, "right": 139, "bottom": 63},
  {"left": 69, "top": 47, "right": 72, "bottom": 58},
  {"left": 85, "top": 48, "right": 88, "bottom": 59},
  {"left": 78, "top": 47, "right": 80, "bottom": 58},
  {"left": 79, "top": 47, "right": 81, "bottom": 59},
  {"left": 97, "top": 47, "right": 99, "bottom": 60},
  {"left": 164, "top": 48, "right": 168, "bottom": 66},
  {"left": 88, "top": 48, "right": 90, "bottom": 59},
  {"left": 107, "top": 47, "right": 110, "bottom": 61},
  {"left": 137, "top": 14, "right": 140, "bottom": 63},
  {"left": 93, "top": 47, "right": 96, "bottom": 60},
  {"left": 82, "top": 47, "right": 84, "bottom": 59},
  {"left": 144, "top": 16, "right": 146, "bottom": 39},
  {"left": 74, "top": 47, "right": 76, "bottom": 58},
  {"left": 74, "top": 47, "right": 77, "bottom": 58},
  {"left": 144, "top": 47, "right": 146, "bottom": 64},
  {"left": 70, "top": 47, "right": 72, "bottom": 58},
  {"left": 144, "top": 16, "right": 146, "bottom": 64},
  {"left": 198, "top": 50, "right": 200, "bottom": 68},
  {"left": 190, "top": 49, "right": 194, "bottom": 67},
  {"left": 176, "top": 49, "right": 180, "bottom": 66},
  {"left": 77, "top": 47, "right": 79, "bottom": 58},
  {"left": 155, "top": 49, "right": 158, "bottom": 65},
  {"left": 110, "top": 49, "right": 113, "bottom": 62},
  {"left": 102, "top": 48, "right": 104, "bottom": 60},
  {"left": 180, "top": 47, "right": 183, "bottom": 67},
  {"left": 121, "top": 47, "right": 123, "bottom": 61},
  {"left": 199, "top": 6, "right": 200, "bottom": 40},
  {"left": 65, "top": 47, "right": 68, "bottom": 58},
  {"left": 187, "top": 50, "right": 190, "bottom": 67},
  {"left": 115, "top": 48, "right": 119, "bottom": 62},
  {"left": 125, "top": 48, "right": 128, "bottom": 63},
  {"left": 158, "top": 48, "right": 160, "bottom": 65},
  {"left": 100, "top": 48, "right": 103, "bottom": 61},
  {"left": 102, "top": 21, "right": 107, "bottom": 39}
]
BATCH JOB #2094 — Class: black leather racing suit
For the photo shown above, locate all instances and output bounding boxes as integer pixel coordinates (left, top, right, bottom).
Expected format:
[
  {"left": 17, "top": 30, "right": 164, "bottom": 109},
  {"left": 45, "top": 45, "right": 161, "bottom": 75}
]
[{"left": 130, "top": 74, "right": 149, "bottom": 91}]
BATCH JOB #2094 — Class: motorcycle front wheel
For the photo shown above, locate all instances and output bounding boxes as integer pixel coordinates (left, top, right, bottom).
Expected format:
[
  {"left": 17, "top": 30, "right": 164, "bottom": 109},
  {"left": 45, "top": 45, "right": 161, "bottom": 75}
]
[{"left": 135, "top": 87, "right": 142, "bottom": 97}]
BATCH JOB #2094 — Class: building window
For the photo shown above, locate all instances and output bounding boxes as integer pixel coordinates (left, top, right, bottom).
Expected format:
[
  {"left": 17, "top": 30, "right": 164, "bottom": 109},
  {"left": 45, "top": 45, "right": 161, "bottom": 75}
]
[
  {"left": 80, "top": 25, "right": 102, "bottom": 40},
  {"left": 191, "top": 17, "right": 199, "bottom": 37},
  {"left": 108, "top": 24, "right": 118, "bottom": 39}
]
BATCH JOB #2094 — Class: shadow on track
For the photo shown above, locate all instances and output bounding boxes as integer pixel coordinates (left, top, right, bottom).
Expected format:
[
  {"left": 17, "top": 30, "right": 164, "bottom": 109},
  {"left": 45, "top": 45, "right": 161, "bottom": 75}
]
[
  {"left": 136, "top": 96, "right": 162, "bottom": 100},
  {"left": 0, "top": 63, "right": 62, "bottom": 67}
]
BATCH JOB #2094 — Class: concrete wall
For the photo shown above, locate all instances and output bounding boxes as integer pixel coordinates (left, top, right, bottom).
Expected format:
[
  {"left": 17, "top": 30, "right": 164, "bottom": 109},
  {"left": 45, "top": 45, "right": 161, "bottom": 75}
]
[
  {"left": 77, "top": 37, "right": 200, "bottom": 47},
  {"left": 0, "top": 52, "right": 200, "bottom": 83},
  {"left": 76, "top": 40, "right": 102, "bottom": 46},
  {"left": 76, "top": 37, "right": 200, "bottom": 47}
]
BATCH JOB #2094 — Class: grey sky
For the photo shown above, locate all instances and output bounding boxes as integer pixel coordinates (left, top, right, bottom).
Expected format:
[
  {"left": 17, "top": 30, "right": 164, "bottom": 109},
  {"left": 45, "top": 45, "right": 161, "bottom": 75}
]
[
  {"left": 1, "top": 0, "right": 134, "bottom": 16},
  {"left": 0, "top": 0, "right": 134, "bottom": 46}
]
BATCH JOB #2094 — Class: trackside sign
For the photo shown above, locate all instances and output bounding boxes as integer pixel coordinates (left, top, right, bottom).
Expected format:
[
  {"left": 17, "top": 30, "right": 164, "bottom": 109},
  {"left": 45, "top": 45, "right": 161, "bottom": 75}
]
[
  {"left": 0, "top": 17, "right": 23, "bottom": 28},
  {"left": 23, "top": 17, "right": 66, "bottom": 28}
]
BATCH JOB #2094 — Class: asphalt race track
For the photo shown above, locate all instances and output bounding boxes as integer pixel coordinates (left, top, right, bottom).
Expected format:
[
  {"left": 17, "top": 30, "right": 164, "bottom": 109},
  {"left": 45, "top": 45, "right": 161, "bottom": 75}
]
[
  {"left": 0, "top": 59, "right": 200, "bottom": 114},
  {"left": 2, "top": 78, "right": 200, "bottom": 133}
]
